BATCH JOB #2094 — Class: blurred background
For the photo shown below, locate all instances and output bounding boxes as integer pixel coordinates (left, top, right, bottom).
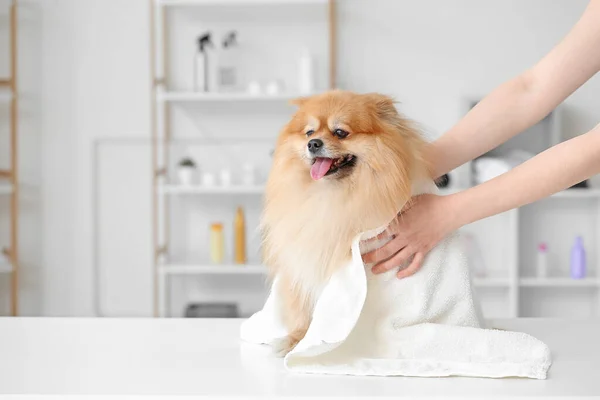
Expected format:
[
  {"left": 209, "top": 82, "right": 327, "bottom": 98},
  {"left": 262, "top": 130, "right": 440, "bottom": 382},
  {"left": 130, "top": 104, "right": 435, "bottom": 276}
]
[{"left": 0, "top": 0, "right": 599, "bottom": 320}]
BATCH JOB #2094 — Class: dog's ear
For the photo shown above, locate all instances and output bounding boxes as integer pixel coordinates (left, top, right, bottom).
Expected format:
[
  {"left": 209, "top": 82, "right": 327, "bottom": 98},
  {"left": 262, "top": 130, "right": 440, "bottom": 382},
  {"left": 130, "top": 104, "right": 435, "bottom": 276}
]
[{"left": 363, "top": 93, "right": 400, "bottom": 122}]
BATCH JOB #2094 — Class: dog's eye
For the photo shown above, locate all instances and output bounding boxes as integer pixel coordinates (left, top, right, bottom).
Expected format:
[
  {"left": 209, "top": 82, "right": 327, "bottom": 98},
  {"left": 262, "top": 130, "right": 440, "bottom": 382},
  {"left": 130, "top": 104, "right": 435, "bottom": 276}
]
[
  {"left": 306, "top": 130, "right": 315, "bottom": 137},
  {"left": 333, "top": 129, "right": 349, "bottom": 139}
]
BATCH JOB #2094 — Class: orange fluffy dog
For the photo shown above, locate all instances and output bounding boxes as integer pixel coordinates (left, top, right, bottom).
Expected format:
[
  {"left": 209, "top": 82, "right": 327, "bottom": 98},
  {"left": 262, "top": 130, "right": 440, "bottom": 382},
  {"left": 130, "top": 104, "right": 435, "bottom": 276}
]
[{"left": 261, "top": 90, "right": 430, "bottom": 355}]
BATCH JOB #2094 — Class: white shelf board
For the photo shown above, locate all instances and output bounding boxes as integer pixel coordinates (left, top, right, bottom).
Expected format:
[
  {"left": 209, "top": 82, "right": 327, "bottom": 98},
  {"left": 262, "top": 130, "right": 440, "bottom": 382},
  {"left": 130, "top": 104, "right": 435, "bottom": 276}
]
[
  {"left": 157, "top": 91, "right": 310, "bottom": 103},
  {"left": 159, "top": 185, "right": 265, "bottom": 194},
  {"left": 158, "top": 263, "right": 267, "bottom": 275},
  {"left": 439, "top": 188, "right": 600, "bottom": 199},
  {"left": 0, "top": 183, "right": 13, "bottom": 195},
  {"left": 550, "top": 189, "right": 600, "bottom": 198},
  {"left": 157, "top": 0, "right": 327, "bottom": 6},
  {"left": 519, "top": 277, "right": 599, "bottom": 287},
  {"left": 472, "top": 277, "right": 510, "bottom": 287}
]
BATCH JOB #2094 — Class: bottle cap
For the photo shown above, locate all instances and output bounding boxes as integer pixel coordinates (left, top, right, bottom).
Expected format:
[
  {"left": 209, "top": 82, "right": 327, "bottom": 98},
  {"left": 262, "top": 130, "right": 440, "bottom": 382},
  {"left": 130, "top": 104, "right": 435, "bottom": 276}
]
[
  {"left": 538, "top": 243, "right": 547, "bottom": 252},
  {"left": 211, "top": 223, "right": 223, "bottom": 231},
  {"left": 198, "top": 33, "right": 213, "bottom": 52}
]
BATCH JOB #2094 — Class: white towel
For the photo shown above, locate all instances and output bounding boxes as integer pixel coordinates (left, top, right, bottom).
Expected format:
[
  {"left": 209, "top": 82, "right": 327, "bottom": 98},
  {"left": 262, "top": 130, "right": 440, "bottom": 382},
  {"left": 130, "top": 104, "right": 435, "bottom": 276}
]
[{"left": 241, "top": 224, "right": 551, "bottom": 379}]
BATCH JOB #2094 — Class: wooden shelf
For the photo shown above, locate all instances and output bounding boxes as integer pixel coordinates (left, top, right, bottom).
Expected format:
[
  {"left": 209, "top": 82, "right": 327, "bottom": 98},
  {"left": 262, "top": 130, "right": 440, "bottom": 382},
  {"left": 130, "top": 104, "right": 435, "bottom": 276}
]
[
  {"left": 0, "top": 79, "right": 11, "bottom": 87},
  {"left": 157, "top": 91, "right": 310, "bottom": 103},
  {"left": 159, "top": 184, "right": 265, "bottom": 194},
  {"left": 158, "top": 263, "right": 267, "bottom": 275},
  {"left": 156, "top": 0, "right": 327, "bottom": 6},
  {"left": 520, "top": 277, "right": 599, "bottom": 287}
]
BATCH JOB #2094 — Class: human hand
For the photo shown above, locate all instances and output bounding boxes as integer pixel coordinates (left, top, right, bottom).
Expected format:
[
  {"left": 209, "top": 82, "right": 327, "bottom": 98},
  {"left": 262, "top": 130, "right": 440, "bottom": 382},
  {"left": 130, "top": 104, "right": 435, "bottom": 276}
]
[{"left": 361, "top": 194, "right": 458, "bottom": 278}]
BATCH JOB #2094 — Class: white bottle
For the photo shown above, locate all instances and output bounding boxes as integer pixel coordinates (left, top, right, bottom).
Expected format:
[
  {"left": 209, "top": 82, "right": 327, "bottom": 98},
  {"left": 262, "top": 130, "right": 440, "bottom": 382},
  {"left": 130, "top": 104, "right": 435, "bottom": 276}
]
[
  {"left": 194, "top": 33, "right": 212, "bottom": 92},
  {"left": 537, "top": 243, "right": 548, "bottom": 278},
  {"left": 298, "top": 48, "right": 315, "bottom": 95}
]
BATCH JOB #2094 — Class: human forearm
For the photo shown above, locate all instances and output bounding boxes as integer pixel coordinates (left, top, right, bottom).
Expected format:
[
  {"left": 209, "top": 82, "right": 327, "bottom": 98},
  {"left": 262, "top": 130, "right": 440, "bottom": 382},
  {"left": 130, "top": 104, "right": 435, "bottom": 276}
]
[
  {"left": 447, "top": 125, "right": 600, "bottom": 229},
  {"left": 429, "top": 74, "right": 548, "bottom": 178},
  {"left": 429, "top": 0, "right": 600, "bottom": 179}
]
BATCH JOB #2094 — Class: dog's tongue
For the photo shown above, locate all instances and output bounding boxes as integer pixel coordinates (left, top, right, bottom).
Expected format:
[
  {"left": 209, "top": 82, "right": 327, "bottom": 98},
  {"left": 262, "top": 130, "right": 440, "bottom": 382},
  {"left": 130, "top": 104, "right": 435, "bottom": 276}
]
[{"left": 310, "top": 157, "right": 333, "bottom": 180}]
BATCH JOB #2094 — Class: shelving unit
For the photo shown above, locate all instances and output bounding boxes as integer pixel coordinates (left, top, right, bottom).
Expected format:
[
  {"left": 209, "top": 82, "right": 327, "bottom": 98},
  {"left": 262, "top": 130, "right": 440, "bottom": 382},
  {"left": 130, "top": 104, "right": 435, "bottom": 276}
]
[
  {"left": 0, "top": 0, "right": 19, "bottom": 315},
  {"left": 519, "top": 277, "right": 599, "bottom": 287},
  {"left": 438, "top": 186, "right": 600, "bottom": 318},
  {"left": 159, "top": 263, "right": 267, "bottom": 275},
  {"left": 156, "top": 0, "right": 329, "bottom": 6},
  {"left": 149, "top": 0, "right": 336, "bottom": 317},
  {"left": 157, "top": 92, "right": 313, "bottom": 103},
  {"left": 439, "top": 99, "right": 600, "bottom": 319},
  {"left": 159, "top": 184, "right": 265, "bottom": 195}
]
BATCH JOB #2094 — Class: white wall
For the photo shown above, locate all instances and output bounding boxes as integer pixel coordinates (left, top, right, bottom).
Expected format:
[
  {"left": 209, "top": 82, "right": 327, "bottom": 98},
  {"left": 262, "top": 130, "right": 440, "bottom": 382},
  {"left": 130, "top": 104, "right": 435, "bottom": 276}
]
[
  {"left": 338, "top": 0, "right": 598, "bottom": 141},
  {"left": 31, "top": 0, "right": 599, "bottom": 316},
  {"left": 37, "top": 0, "right": 151, "bottom": 315}
]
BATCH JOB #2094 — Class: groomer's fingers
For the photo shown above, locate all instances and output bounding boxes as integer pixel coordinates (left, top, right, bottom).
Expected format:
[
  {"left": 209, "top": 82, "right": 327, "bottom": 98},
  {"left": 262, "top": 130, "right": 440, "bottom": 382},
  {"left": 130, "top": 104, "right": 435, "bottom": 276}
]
[
  {"left": 396, "top": 252, "right": 425, "bottom": 279},
  {"left": 371, "top": 246, "right": 413, "bottom": 274},
  {"left": 362, "top": 235, "right": 406, "bottom": 264},
  {"left": 361, "top": 224, "right": 398, "bottom": 245}
]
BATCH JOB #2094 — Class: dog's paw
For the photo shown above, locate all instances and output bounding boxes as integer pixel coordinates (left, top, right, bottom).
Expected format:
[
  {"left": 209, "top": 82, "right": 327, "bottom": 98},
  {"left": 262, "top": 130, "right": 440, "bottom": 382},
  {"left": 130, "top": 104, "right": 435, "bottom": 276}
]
[{"left": 272, "top": 336, "right": 299, "bottom": 357}]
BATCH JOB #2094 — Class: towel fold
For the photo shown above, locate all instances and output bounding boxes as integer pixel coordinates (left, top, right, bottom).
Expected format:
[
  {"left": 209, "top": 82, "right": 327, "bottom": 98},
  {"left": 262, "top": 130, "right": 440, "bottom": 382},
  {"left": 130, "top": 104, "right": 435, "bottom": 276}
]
[{"left": 241, "top": 218, "right": 551, "bottom": 379}]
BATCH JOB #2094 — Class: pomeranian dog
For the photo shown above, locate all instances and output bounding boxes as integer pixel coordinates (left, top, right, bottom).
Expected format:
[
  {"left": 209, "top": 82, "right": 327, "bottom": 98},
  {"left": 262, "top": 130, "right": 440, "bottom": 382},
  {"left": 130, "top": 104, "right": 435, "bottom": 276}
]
[{"left": 261, "top": 90, "right": 430, "bottom": 355}]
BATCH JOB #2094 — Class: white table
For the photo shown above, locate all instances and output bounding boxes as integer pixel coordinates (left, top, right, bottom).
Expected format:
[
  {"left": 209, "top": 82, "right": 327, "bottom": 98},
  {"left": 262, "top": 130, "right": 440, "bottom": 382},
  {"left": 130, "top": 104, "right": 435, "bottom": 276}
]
[{"left": 0, "top": 318, "right": 598, "bottom": 397}]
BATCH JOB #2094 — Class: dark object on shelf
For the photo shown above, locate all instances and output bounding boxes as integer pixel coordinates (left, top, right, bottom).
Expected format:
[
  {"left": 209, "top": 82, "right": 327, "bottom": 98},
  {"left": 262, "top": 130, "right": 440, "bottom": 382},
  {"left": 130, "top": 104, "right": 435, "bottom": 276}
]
[
  {"left": 178, "top": 157, "right": 196, "bottom": 168},
  {"left": 435, "top": 174, "right": 450, "bottom": 188},
  {"left": 568, "top": 180, "right": 589, "bottom": 189},
  {"left": 184, "top": 302, "right": 239, "bottom": 318}
]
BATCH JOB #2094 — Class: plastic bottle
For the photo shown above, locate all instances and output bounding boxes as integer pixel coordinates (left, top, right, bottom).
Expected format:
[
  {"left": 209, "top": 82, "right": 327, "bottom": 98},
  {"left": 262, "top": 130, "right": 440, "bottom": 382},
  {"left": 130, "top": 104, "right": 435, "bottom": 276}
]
[
  {"left": 570, "top": 236, "right": 586, "bottom": 279},
  {"left": 234, "top": 207, "right": 246, "bottom": 264},
  {"left": 536, "top": 243, "right": 548, "bottom": 278},
  {"left": 217, "top": 31, "right": 240, "bottom": 93},
  {"left": 209, "top": 223, "right": 224, "bottom": 264},
  {"left": 194, "top": 33, "right": 213, "bottom": 92},
  {"left": 298, "top": 48, "right": 314, "bottom": 95}
]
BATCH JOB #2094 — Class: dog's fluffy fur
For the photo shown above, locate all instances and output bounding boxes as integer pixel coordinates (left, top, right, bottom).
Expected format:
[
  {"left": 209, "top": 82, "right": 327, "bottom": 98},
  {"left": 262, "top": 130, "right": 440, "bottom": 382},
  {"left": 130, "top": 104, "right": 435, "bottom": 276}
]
[{"left": 261, "top": 90, "right": 429, "bottom": 355}]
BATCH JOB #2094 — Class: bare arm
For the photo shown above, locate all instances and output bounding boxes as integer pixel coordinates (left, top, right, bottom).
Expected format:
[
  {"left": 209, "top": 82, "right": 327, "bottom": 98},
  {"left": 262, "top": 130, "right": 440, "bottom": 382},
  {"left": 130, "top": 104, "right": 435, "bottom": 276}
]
[
  {"left": 449, "top": 124, "right": 600, "bottom": 227},
  {"left": 365, "top": 1, "right": 600, "bottom": 278},
  {"left": 430, "top": 0, "right": 600, "bottom": 178}
]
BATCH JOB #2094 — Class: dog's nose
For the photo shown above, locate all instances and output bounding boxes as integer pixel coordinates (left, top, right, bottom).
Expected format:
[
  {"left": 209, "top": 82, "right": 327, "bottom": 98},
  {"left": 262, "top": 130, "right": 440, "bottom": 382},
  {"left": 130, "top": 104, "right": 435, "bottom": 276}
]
[{"left": 307, "top": 139, "right": 323, "bottom": 154}]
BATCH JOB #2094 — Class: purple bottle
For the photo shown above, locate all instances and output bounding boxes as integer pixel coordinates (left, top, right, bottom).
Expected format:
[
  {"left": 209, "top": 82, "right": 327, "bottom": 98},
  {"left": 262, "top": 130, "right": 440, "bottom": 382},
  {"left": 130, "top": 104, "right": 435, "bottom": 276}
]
[{"left": 570, "top": 236, "right": 586, "bottom": 279}]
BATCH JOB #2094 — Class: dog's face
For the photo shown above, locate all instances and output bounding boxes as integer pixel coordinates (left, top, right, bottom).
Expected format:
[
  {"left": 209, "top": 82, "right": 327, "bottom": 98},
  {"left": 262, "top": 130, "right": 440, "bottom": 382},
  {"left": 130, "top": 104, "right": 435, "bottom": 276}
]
[
  {"left": 283, "top": 91, "right": 384, "bottom": 181},
  {"left": 275, "top": 90, "right": 425, "bottom": 192}
]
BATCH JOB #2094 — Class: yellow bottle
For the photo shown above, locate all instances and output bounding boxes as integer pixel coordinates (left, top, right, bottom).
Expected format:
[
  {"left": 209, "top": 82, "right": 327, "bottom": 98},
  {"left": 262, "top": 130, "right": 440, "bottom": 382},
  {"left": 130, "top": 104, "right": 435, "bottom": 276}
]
[
  {"left": 234, "top": 207, "right": 246, "bottom": 264},
  {"left": 209, "top": 223, "right": 224, "bottom": 264}
]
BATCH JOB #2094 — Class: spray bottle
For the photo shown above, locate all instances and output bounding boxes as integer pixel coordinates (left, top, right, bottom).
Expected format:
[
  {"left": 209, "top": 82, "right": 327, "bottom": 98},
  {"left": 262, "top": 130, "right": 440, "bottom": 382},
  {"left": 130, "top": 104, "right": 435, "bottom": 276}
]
[
  {"left": 194, "top": 32, "right": 213, "bottom": 92},
  {"left": 217, "top": 31, "right": 240, "bottom": 92}
]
